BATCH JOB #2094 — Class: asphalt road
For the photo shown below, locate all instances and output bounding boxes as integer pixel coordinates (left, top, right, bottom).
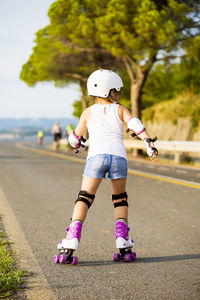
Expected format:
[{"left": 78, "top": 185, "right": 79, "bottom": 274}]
[
  {"left": 0, "top": 141, "right": 200, "bottom": 300},
  {"left": 32, "top": 141, "right": 200, "bottom": 183}
]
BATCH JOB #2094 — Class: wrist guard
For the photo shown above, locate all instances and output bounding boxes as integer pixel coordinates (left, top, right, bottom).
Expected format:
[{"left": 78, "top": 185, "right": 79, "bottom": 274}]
[
  {"left": 69, "top": 130, "right": 81, "bottom": 148},
  {"left": 74, "top": 137, "right": 87, "bottom": 154},
  {"left": 143, "top": 137, "right": 158, "bottom": 157}
]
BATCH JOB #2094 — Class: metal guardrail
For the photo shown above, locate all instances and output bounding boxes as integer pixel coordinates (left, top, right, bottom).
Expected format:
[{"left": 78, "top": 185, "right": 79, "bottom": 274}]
[
  {"left": 60, "top": 138, "right": 200, "bottom": 164},
  {"left": 123, "top": 140, "right": 200, "bottom": 164}
]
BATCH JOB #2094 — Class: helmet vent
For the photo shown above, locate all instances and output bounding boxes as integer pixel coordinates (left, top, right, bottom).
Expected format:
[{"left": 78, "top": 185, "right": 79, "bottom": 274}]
[{"left": 94, "top": 84, "right": 97, "bottom": 87}]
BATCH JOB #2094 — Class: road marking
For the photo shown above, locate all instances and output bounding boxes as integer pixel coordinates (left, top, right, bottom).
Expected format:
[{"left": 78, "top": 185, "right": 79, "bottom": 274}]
[
  {"left": 15, "top": 143, "right": 85, "bottom": 164},
  {"left": 0, "top": 186, "right": 56, "bottom": 300},
  {"left": 159, "top": 167, "right": 170, "bottom": 171},
  {"left": 16, "top": 144, "right": 200, "bottom": 190},
  {"left": 128, "top": 169, "right": 200, "bottom": 189},
  {"left": 145, "top": 165, "right": 154, "bottom": 168},
  {"left": 176, "top": 169, "right": 187, "bottom": 174}
]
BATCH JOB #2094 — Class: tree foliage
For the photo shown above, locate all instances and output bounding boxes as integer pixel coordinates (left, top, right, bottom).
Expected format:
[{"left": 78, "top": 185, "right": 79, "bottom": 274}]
[
  {"left": 142, "top": 48, "right": 200, "bottom": 109},
  {"left": 20, "top": 26, "right": 122, "bottom": 86},
  {"left": 20, "top": 0, "right": 200, "bottom": 118},
  {"left": 20, "top": 25, "right": 123, "bottom": 111}
]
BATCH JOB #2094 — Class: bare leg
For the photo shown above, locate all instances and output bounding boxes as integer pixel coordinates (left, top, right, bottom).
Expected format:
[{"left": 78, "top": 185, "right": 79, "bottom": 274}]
[
  {"left": 111, "top": 178, "right": 128, "bottom": 220},
  {"left": 72, "top": 176, "right": 102, "bottom": 223}
]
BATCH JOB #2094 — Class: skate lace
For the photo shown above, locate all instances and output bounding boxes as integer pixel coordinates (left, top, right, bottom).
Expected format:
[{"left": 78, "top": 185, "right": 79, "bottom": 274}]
[
  {"left": 66, "top": 223, "right": 82, "bottom": 241},
  {"left": 115, "top": 222, "right": 129, "bottom": 240}
]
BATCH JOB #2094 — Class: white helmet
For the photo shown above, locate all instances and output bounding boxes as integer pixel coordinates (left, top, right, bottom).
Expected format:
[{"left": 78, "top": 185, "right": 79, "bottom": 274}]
[{"left": 87, "top": 69, "right": 123, "bottom": 98}]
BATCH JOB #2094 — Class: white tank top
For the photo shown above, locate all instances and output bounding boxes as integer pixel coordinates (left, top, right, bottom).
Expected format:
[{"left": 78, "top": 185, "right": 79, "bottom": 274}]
[{"left": 87, "top": 104, "right": 127, "bottom": 159}]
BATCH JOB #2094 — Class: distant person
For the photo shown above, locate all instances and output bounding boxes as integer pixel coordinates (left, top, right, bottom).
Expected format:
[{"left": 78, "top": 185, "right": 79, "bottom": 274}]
[
  {"left": 37, "top": 130, "right": 44, "bottom": 146},
  {"left": 51, "top": 122, "right": 62, "bottom": 151},
  {"left": 65, "top": 123, "right": 74, "bottom": 139}
]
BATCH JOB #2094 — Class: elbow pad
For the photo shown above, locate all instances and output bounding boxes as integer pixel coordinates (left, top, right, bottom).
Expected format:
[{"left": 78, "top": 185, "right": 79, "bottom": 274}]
[
  {"left": 68, "top": 130, "right": 81, "bottom": 148},
  {"left": 127, "top": 117, "right": 145, "bottom": 135}
]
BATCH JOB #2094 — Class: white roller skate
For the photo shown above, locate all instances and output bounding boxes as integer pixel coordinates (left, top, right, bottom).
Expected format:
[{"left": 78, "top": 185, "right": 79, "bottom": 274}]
[
  {"left": 54, "top": 221, "right": 82, "bottom": 265},
  {"left": 113, "top": 219, "right": 136, "bottom": 262}
]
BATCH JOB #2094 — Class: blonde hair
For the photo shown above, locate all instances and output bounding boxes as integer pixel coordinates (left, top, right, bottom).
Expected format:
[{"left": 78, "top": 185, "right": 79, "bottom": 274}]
[{"left": 94, "top": 89, "right": 121, "bottom": 104}]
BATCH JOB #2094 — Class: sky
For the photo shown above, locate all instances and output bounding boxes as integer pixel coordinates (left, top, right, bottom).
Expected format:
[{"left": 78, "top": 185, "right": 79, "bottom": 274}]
[{"left": 0, "top": 0, "right": 81, "bottom": 119}]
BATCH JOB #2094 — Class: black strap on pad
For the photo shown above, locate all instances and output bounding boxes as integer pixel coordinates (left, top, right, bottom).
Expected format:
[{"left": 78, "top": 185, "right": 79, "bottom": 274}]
[
  {"left": 81, "top": 136, "right": 87, "bottom": 143},
  {"left": 112, "top": 192, "right": 128, "bottom": 200},
  {"left": 112, "top": 192, "right": 128, "bottom": 208},
  {"left": 144, "top": 136, "right": 158, "bottom": 143},
  {"left": 75, "top": 190, "right": 95, "bottom": 209},
  {"left": 114, "top": 201, "right": 128, "bottom": 208},
  {"left": 126, "top": 128, "right": 137, "bottom": 138}
]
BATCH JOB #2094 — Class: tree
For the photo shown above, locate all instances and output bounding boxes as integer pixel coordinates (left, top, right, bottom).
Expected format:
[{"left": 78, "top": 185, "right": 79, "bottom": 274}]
[
  {"left": 142, "top": 35, "right": 200, "bottom": 108},
  {"left": 20, "top": 25, "right": 124, "bottom": 112},
  {"left": 21, "top": 0, "right": 200, "bottom": 118},
  {"left": 47, "top": 0, "right": 200, "bottom": 118}
]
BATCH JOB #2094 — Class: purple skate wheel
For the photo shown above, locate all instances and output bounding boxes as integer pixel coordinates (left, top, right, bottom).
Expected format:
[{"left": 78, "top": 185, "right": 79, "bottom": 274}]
[
  {"left": 66, "top": 258, "right": 70, "bottom": 264},
  {"left": 131, "top": 252, "right": 136, "bottom": 260},
  {"left": 59, "top": 254, "right": 67, "bottom": 264},
  {"left": 54, "top": 255, "right": 60, "bottom": 264},
  {"left": 124, "top": 253, "right": 132, "bottom": 262},
  {"left": 113, "top": 253, "right": 120, "bottom": 262},
  {"left": 70, "top": 256, "right": 78, "bottom": 265}
]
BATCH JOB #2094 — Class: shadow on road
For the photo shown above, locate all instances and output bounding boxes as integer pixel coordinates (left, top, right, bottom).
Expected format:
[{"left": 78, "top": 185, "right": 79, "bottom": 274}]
[
  {"left": 78, "top": 254, "right": 200, "bottom": 267},
  {"left": 136, "top": 253, "right": 200, "bottom": 263}
]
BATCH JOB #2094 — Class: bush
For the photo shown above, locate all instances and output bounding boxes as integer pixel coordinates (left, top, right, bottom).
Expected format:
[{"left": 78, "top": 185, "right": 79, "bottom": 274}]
[{"left": 142, "top": 93, "right": 200, "bottom": 130}]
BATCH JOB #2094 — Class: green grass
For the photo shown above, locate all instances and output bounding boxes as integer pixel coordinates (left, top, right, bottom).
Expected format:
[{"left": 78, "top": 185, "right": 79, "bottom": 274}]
[{"left": 0, "top": 229, "right": 27, "bottom": 298}]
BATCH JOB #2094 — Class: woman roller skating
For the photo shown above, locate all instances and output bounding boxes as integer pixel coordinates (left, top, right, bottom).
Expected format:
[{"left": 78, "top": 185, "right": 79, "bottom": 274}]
[{"left": 54, "top": 69, "right": 158, "bottom": 265}]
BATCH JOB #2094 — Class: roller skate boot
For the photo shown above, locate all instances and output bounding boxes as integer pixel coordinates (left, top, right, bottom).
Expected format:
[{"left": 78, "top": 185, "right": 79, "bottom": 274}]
[
  {"left": 113, "top": 219, "right": 136, "bottom": 262},
  {"left": 54, "top": 220, "right": 82, "bottom": 265}
]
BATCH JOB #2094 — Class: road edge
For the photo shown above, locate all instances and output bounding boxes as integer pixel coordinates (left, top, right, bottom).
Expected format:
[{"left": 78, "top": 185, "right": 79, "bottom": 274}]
[{"left": 0, "top": 186, "right": 57, "bottom": 300}]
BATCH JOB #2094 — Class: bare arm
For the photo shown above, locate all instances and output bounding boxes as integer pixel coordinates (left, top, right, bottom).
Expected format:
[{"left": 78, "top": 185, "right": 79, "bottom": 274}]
[
  {"left": 74, "top": 108, "right": 90, "bottom": 137},
  {"left": 68, "top": 109, "right": 89, "bottom": 154}
]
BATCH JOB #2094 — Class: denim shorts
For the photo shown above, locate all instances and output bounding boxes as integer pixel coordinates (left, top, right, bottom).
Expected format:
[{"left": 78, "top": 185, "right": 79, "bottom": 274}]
[{"left": 83, "top": 154, "right": 127, "bottom": 179}]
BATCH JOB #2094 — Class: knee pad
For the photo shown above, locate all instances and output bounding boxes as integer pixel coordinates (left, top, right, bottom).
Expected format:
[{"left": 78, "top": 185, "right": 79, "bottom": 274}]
[
  {"left": 112, "top": 192, "right": 128, "bottom": 208},
  {"left": 75, "top": 190, "right": 95, "bottom": 209}
]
